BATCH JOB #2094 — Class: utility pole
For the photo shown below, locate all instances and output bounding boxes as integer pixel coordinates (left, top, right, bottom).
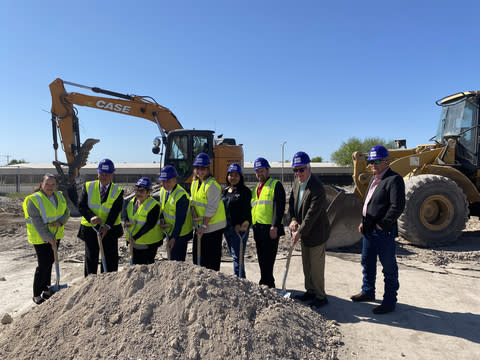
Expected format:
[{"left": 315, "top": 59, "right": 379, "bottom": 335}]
[
  {"left": 0, "top": 154, "right": 12, "bottom": 166},
  {"left": 281, "top": 141, "right": 287, "bottom": 183}
]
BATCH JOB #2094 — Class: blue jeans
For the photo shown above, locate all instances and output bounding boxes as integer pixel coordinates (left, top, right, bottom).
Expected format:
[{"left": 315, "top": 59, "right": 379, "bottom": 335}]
[
  {"left": 361, "top": 226, "right": 399, "bottom": 308},
  {"left": 224, "top": 226, "right": 249, "bottom": 278}
]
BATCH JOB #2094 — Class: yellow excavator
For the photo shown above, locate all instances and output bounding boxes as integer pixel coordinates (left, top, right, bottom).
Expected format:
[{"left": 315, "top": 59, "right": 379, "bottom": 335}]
[
  {"left": 327, "top": 90, "right": 480, "bottom": 249},
  {"left": 49, "top": 78, "right": 243, "bottom": 211}
]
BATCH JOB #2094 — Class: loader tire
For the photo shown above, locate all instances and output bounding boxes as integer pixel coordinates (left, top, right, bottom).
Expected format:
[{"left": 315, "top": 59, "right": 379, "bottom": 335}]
[{"left": 398, "top": 174, "right": 468, "bottom": 247}]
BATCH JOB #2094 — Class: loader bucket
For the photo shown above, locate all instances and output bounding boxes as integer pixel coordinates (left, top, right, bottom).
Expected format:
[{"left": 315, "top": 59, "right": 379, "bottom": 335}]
[{"left": 325, "top": 185, "right": 362, "bottom": 249}]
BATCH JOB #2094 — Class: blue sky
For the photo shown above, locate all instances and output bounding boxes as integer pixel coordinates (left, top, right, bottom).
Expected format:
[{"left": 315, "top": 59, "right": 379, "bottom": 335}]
[{"left": 2, "top": 1, "right": 480, "bottom": 166}]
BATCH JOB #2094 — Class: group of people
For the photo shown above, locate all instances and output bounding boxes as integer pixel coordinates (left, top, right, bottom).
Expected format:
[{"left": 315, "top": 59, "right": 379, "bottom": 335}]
[{"left": 23, "top": 145, "right": 405, "bottom": 315}]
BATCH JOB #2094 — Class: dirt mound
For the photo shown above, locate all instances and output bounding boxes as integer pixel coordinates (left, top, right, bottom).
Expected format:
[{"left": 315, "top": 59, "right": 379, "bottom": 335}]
[{"left": 0, "top": 261, "right": 340, "bottom": 360}]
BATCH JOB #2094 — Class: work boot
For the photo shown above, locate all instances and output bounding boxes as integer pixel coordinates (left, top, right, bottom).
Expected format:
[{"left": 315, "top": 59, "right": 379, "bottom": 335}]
[
  {"left": 372, "top": 304, "right": 395, "bottom": 314},
  {"left": 350, "top": 292, "right": 375, "bottom": 302},
  {"left": 310, "top": 297, "right": 328, "bottom": 309},
  {"left": 293, "top": 292, "right": 316, "bottom": 302}
]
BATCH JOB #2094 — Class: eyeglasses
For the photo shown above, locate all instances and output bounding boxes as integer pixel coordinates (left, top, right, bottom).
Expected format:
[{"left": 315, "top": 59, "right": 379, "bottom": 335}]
[
  {"left": 135, "top": 187, "right": 147, "bottom": 193},
  {"left": 293, "top": 167, "right": 307, "bottom": 173},
  {"left": 194, "top": 166, "right": 209, "bottom": 171},
  {"left": 367, "top": 159, "right": 386, "bottom": 165}
]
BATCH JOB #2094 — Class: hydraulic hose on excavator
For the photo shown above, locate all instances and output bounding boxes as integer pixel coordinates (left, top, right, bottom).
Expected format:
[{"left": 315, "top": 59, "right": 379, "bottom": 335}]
[{"left": 324, "top": 185, "right": 363, "bottom": 249}]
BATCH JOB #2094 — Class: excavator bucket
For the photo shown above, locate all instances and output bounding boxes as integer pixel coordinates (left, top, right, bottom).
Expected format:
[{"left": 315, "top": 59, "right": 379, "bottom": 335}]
[{"left": 325, "top": 185, "right": 363, "bottom": 249}]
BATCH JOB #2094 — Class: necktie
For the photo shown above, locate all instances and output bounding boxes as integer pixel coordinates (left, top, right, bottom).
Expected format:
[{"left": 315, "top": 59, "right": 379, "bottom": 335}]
[
  {"left": 165, "top": 191, "right": 170, "bottom": 202},
  {"left": 101, "top": 186, "right": 107, "bottom": 199}
]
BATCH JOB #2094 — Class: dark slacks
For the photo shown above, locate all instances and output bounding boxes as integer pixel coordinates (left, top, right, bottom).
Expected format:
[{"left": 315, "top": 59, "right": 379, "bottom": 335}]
[
  {"left": 192, "top": 228, "right": 224, "bottom": 271},
  {"left": 132, "top": 242, "right": 160, "bottom": 265},
  {"left": 84, "top": 232, "right": 119, "bottom": 276},
  {"left": 361, "top": 226, "right": 399, "bottom": 308},
  {"left": 33, "top": 243, "right": 56, "bottom": 297},
  {"left": 170, "top": 232, "right": 193, "bottom": 261},
  {"left": 253, "top": 224, "right": 279, "bottom": 288}
]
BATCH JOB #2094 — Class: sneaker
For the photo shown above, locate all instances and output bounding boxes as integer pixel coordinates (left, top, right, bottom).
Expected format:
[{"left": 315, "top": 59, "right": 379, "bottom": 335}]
[
  {"left": 310, "top": 297, "right": 329, "bottom": 308},
  {"left": 293, "top": 292, "right": 316, "bottom": 302}
]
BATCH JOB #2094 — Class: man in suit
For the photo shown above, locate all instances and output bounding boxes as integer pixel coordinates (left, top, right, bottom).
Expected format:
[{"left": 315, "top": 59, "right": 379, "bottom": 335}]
[
  {"left": 351, "top": 145, "right": 405, "bottom": 314},
  {"left": 77, "top": 158, "right": 124, "bottom": 276},
  {"left": 288, "top": 151, "right": 330, "bottom": 308}
]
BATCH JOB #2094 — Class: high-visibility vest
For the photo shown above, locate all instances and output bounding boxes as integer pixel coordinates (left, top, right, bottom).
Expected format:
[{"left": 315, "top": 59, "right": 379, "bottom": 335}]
[
  {"left": 80, "top": 181, "right": 122, "bottom": 227},
  {"left": 125, "top": 196, "right": 163, "bottom": 245},
  {"left": 23, "top": 191, "right": 67, "bottom": 244},
  {"left": 190, "top": 177, "right": 226, "bottom": 227},
  {"left": 251, "top": 177, "right": 280, "bottom": 225},
  {"left": 159, "top": 185, "right": 193, "bottom": 237}
]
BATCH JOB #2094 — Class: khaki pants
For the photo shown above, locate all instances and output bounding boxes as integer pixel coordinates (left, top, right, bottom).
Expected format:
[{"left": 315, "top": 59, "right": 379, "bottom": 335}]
[{"left": 301, "top": 242, "right": 326, "bottom": 299}]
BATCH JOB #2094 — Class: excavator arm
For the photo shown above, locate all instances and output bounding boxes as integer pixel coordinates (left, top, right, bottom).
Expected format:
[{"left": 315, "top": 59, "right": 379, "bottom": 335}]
[
  {"left": 49, "top": 78, "right": 182, "bottom": 181},
  {"left": 49, "top": 78, "right": 182, "bottom": 213}
]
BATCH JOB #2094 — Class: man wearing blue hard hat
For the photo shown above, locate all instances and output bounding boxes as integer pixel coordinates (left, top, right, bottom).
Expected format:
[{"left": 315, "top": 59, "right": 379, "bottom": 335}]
[
  {"left": 77, "top": 158, "right": 124, "bottom": 276},
  {"left": 351, "top": 145, "right": 405, "bottom": 314},
  {"left": 158, "top": 165, "right": 193, "bottom": 261},
  {"left": 124, "top": 177, "right": 163, "bottom": 264},
  {"left": 288, "top": 151, "right": 330, "bottom": 308},
  {"left": 251, "top": 157, "right": 286, "bottom": 288}
]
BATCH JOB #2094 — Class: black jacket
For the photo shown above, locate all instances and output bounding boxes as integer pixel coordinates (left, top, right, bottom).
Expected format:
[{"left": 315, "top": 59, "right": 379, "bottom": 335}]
[
  {"left": 362, "top": 168, "right": 405, "bottom": 236},
  {"left": 288, "top": 174, "right": 330, "bottom": 247}
]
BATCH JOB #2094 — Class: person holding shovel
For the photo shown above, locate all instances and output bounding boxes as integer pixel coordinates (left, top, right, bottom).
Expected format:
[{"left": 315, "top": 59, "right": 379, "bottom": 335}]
[
  {"left": 77, "top": 159, "right": 124, "bottom": 276},
  {"left": 251, "top": 157, "right": 286, "bottom": 288},
  {"left": 158, "top": 165, "right": 193, "bottom": 261},
  {"left": 288, "top": 151, "right": 330, "bottom": 309},
  {"left": 124, "top": 177, "right": 163, "bottom": 264},
  {"left": 23, "top": 173, "right": 70, "bottom": 305},
  {"left": 222, "top": 163, "right": 251, "bottom": 278},
  {"left": 190, "top": 153, "right": 226, "bottom": 271}
]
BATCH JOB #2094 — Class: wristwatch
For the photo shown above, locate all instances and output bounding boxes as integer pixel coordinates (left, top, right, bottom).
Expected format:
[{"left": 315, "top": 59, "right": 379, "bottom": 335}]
[{"left": 201, "top": 224, "right": 207, "bottom": 229}]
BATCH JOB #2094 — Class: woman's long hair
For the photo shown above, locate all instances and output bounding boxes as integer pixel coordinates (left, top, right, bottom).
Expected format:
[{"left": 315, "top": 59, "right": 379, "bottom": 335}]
[{"left": 33, "top": 173, "right": 56, "bottom": 193}]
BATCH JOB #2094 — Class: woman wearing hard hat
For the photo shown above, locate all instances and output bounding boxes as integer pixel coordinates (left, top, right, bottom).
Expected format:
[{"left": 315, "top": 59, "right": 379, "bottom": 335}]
[
  {"left": 190, "top": 153, "right": 227, "bottom": 270},
  {"left": 124, "top": 177, "right": 163, "bottom": 264}
]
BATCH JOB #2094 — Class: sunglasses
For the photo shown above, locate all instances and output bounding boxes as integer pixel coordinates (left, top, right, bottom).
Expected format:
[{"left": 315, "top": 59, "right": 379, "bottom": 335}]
[
  {"left": 293, "top": 167, "right": 307, "bottom": 173},
  {"left": 367, "top": 159, "right": 386, "bottom": 165}
]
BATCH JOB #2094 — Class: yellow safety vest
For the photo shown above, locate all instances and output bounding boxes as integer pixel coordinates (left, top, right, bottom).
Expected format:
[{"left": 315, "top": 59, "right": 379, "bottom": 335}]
[
  {"left": 80, "top": 181, "right": 122, "bottom": 227},
  {"left": 159, "top": 185, "right": 193, "bottom": 237},
  {"left": 251, "top": 178, "right": 280, "bottom": 225},
  {"left": 126, "top": 196, "right": 163, "bottom": 245},
  {"left": 190, "top": 177, "right": 226, "bottom": 227},
  {"left": 23, "top": 191, "right": 67, "bottom": 244}
]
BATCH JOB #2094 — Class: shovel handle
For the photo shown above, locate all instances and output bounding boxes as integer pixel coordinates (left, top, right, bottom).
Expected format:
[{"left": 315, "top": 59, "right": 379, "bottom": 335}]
[{"left": 191, "top": 206, "right": 203, "bottom": 266}]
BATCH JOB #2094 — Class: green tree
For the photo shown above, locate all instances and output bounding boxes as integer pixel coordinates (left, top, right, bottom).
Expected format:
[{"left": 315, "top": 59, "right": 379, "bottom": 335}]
[
  {"left": 311, "top": 156, "right": 323, "bottom": 162},
  {"left": 331, "top": 137, "right": 393, "bottom": 167},
  {"left": 8, "top": 159, "right": 27, "bottom": 165}
]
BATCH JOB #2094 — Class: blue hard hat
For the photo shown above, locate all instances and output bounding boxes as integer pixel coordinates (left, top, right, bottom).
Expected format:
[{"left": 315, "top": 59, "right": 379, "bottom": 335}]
[
  {"left": 227, "top": 162, "right": 242, "bottom": 174},
  {"left": 292, "top": 151, "right": 311, "bottom": 167},
  {"left": 135, "top": 177, "right": 152, "bottom": 190},
  {"left": 254, "top": 157, "right": 270, "bottom": 170},
  {"left": 158, "top": 165, "right": 178, "bottom": 181},
  {"left": 367, "top": 145, "right": 389, "bottom": 161},
  {"left": 193, "top": 153, "right": 211, "bottom": 167},
  {"left": 97, "top": 158, "right": 115, "bottom": 174}
]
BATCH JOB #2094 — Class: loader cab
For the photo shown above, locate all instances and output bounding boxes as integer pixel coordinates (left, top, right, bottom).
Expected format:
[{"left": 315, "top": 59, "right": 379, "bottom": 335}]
[
  {"left": 163, "top": 129, "right": 214, "bottom": 183},
  {"left": 435, "top": 93, "right": 480, "bottom": 170}
]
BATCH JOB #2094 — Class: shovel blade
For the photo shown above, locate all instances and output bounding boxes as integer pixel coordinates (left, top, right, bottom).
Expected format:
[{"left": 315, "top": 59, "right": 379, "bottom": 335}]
[{"left": 49, "top": 283, "right": 68, "bottom": 294}]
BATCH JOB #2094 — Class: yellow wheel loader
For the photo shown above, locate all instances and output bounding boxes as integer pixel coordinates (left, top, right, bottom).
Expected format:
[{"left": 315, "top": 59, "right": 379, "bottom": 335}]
[{"left": 327, "top": 91, "right": 480, "bottom": 248}]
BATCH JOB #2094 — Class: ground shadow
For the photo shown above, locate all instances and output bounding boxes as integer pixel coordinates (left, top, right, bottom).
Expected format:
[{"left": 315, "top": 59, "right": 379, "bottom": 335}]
[{"left": 306, "top": 295, "right": 480, "bottom": 344}]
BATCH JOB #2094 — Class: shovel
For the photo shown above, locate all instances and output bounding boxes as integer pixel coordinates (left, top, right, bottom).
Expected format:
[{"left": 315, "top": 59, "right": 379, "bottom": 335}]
[
  {"left": 50, "top": 240, "right": 68, "bottom": 294},
  {"left": 237, "top": 231, "right": 247, "bottom": 278},
  {"left": 191, "top": 206, "right": 203, "bottom": 266},
  {"left": 124, "top": 222, "right": 136, "bottom": 266},
  {"left": 92, "top": 225, "right": 108, "bottom": 272},
  {"left": 278, "top": 231, "right": 295, "bottom": 298},
  {"left": 163, "top": 230, "right": 171, "bottom": 260}
]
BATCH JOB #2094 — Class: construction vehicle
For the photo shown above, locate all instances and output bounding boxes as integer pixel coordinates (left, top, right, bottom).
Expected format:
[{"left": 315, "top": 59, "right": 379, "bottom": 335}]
[
  {"left": 328, "top": 90, "right": 480, "bottom": 249},
  {"left": 49, "top": 78, "right": 243, "bottom": 211}
]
